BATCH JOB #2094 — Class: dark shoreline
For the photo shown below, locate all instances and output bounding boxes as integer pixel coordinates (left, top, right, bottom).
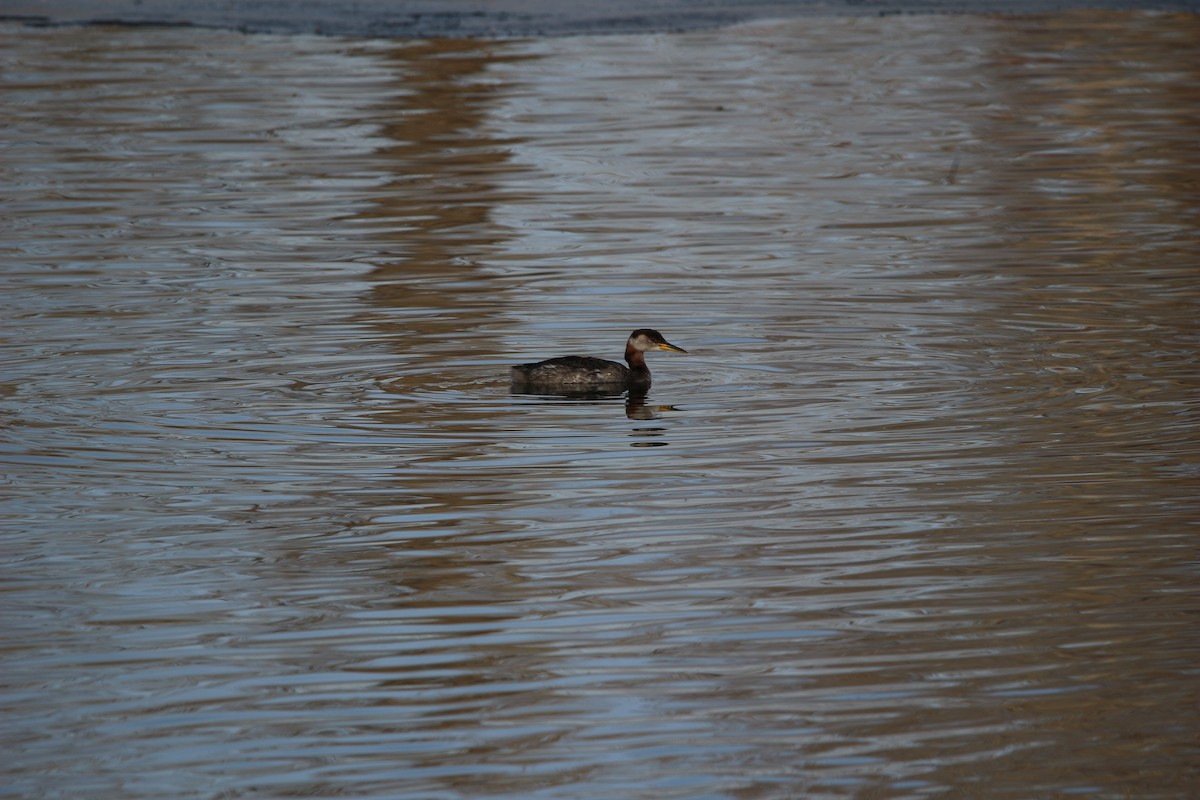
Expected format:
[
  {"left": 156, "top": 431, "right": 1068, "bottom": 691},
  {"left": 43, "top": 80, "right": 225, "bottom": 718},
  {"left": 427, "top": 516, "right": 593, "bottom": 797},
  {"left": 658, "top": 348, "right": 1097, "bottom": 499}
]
[{"left": 4, "top": 0, "right": 1199, "bottom": 38}]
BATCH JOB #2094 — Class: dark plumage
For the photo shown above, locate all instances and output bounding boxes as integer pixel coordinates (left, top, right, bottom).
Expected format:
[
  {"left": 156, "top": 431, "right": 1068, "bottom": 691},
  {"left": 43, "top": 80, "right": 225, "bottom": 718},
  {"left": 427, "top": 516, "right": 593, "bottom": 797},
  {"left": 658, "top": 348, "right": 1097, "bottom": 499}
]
[{"left": 510, "top": 329, "right": 687, "bottom": 393}]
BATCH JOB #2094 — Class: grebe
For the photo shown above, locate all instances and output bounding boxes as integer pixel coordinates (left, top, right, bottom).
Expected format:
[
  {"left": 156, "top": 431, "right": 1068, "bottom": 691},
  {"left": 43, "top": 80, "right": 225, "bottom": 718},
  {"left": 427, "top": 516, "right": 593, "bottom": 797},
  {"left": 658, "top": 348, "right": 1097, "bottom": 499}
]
[{"left": 511, "top": 329, "right": 687, "bottom": 392}]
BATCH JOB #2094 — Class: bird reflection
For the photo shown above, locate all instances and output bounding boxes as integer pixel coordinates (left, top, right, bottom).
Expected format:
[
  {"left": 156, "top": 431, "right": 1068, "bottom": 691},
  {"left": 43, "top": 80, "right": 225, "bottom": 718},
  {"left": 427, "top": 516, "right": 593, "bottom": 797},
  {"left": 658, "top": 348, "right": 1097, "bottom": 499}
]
[{"left": 510, "top": 386, "right": 678, "bottom": 421}]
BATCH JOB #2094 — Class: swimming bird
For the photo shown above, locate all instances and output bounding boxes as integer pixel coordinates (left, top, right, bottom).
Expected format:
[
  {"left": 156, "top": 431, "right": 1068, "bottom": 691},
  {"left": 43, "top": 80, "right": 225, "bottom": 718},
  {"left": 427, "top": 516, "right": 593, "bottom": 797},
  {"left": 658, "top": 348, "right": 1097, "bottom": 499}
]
[{"left": 510, "top": 329, "right": 687, "bottom": 393}]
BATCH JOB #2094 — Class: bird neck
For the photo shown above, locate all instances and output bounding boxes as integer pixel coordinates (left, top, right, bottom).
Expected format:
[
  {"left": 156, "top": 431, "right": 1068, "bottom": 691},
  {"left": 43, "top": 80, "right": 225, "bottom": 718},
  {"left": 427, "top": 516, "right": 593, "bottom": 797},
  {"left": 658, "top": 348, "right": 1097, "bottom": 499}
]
[{"left": 625, "top": 344, "right": 649, "bottom": 376}]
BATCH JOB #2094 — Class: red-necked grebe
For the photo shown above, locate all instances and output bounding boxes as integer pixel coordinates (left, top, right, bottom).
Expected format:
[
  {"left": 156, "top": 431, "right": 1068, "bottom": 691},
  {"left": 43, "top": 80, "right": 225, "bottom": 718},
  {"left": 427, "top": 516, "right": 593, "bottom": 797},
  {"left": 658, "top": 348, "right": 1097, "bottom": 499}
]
[{"left": 511, "top": 329, "right": 687, "bottom": 392}]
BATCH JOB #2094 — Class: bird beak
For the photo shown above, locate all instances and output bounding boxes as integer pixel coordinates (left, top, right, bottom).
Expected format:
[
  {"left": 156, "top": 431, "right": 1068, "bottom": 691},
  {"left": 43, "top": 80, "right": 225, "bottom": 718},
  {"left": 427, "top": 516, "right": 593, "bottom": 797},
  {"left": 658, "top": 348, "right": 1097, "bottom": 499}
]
[{"left": 658, "top": 342, "right": 687, "bottom": 353}]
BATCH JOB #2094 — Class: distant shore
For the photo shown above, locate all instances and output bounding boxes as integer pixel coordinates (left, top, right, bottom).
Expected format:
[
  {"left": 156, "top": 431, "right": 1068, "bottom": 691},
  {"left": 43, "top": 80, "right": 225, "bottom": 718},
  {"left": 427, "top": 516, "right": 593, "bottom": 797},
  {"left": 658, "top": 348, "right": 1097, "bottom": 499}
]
[{"left": 4, "top": 0, "right": 1199, "bottom": 38}]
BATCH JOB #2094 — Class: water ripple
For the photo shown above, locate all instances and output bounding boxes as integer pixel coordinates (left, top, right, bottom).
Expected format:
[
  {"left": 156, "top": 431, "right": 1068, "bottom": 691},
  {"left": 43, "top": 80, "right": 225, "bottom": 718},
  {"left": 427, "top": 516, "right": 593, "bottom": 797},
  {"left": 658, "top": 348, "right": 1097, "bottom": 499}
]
[{"left": 3, "top": 14, "right": 1199, "bottom": 800}]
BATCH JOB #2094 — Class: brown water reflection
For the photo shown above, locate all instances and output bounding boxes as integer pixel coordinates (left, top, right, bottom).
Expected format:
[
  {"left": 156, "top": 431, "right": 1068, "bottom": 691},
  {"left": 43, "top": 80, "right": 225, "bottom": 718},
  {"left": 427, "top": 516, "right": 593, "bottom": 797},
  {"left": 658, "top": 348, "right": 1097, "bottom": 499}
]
[{"left": 2, "top": 13, "right": 1198, "bottom": 800}]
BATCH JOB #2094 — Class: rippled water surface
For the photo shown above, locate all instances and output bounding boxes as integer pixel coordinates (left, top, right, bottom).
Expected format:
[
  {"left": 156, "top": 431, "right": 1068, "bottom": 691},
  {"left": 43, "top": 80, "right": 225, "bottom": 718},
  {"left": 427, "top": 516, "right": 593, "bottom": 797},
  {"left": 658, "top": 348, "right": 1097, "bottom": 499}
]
[{"left": 3, "top": 13, "right": 1198, "bottom": 799}]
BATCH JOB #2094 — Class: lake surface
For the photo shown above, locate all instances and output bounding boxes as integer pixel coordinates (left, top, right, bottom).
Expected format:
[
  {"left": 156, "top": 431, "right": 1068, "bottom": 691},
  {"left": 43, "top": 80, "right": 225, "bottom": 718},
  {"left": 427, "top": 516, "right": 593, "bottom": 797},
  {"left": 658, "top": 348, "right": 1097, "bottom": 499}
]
[{"left": 2, "top": 13, "right": 1198, "bottom": 799}]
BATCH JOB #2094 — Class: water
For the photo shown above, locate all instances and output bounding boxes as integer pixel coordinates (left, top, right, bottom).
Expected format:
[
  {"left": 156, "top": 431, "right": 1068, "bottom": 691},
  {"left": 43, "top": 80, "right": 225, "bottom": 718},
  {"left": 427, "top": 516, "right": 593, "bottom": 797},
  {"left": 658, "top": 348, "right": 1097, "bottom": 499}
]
[{"left": 2, "top": 13, "right": 1198, "bottom": 799}]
